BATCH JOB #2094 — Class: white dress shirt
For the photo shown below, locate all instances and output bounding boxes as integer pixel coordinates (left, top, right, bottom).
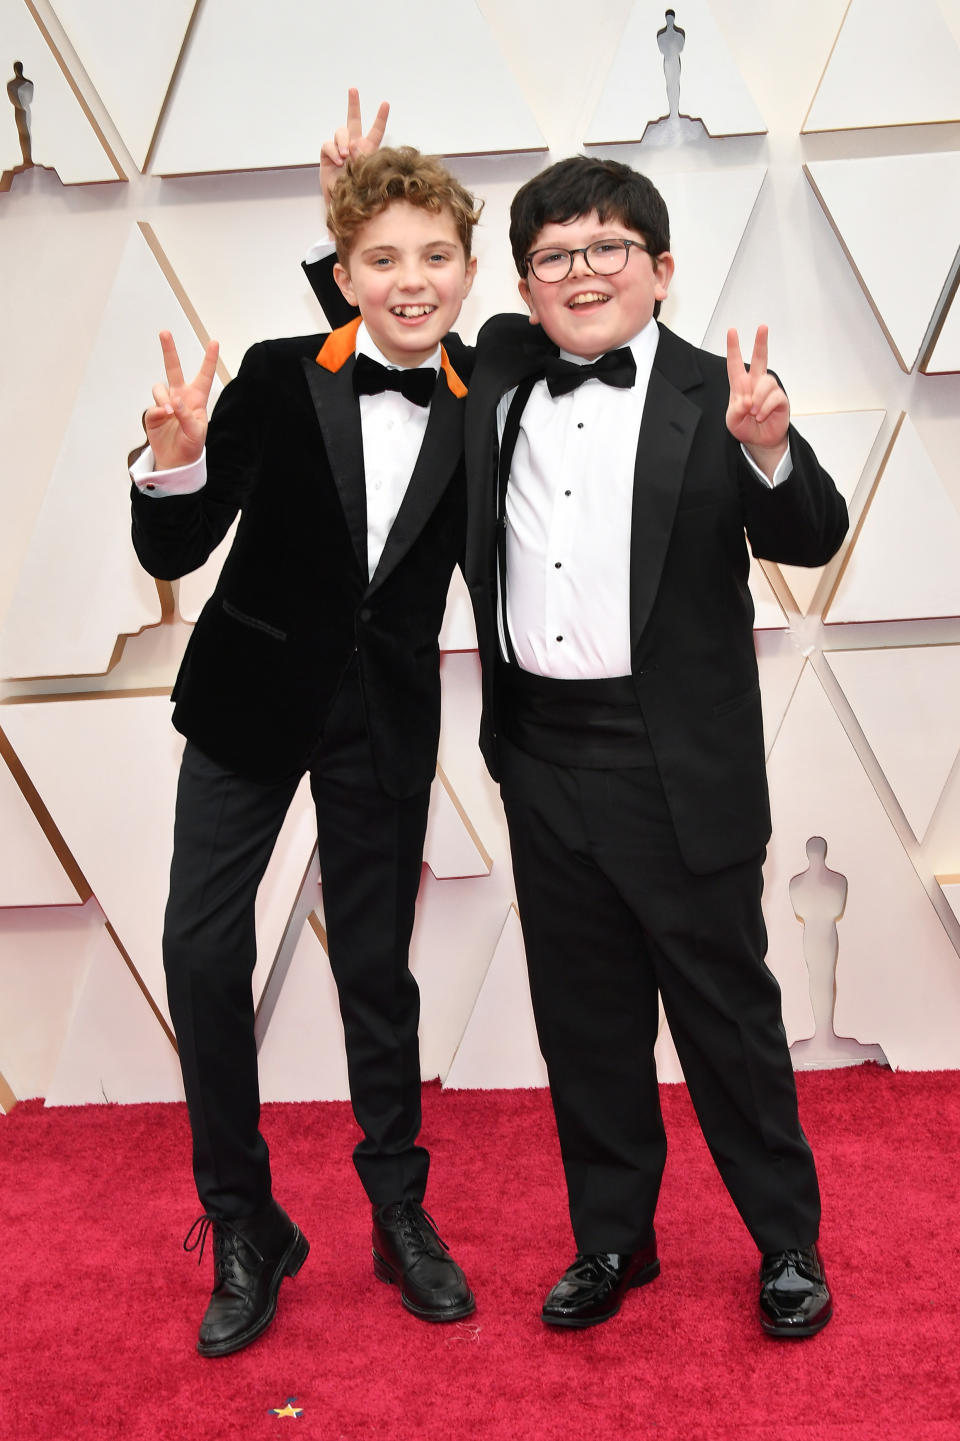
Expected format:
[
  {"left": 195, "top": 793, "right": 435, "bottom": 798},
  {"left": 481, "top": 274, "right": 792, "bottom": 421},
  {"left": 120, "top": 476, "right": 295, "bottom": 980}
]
[
  {"left": 130, "top": 324, "right": 439, "bottom": 582},
  {"left": 496, "top": 319, "right": 792, "bottom": 679}
]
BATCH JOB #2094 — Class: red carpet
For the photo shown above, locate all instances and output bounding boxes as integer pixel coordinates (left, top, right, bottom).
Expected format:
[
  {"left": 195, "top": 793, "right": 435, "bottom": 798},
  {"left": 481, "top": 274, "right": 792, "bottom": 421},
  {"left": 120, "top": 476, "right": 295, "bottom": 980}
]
[{"left": 2, "top": 1067, "right": 958, "bottom": 1441}]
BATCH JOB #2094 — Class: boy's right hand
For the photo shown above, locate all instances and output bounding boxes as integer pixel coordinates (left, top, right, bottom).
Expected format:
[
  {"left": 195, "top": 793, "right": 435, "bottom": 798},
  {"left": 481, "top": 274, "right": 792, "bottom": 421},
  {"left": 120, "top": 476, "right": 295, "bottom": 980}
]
[
  {"left": 144, "top": 330, "right": 219, "bottom": 471},
  {"left": 320, "top": 87, "right": 390, "bottom": 211}
]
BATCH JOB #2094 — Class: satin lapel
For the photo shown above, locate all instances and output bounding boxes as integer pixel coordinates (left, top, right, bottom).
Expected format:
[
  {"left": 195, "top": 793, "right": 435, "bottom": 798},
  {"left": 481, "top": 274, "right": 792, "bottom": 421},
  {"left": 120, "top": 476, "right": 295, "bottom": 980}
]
[
  {"left": 629, "top": 340, "right": 702, "bottom": 645},
  {"left": 464, "top": 333, "right": 553, "bottom": 584},
  {"left": 368, "top": 375, "right": 464, "bottom": 591},
  {"left": 300, "top": 354, "right": 368, "bottom": 577}
]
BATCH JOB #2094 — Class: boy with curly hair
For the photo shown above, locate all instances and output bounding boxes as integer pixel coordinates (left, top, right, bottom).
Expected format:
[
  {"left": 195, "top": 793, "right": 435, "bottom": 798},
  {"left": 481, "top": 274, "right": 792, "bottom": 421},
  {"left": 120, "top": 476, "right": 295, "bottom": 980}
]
[{"left": 131, "top": 135, "right": 480, "bottom": 1356}]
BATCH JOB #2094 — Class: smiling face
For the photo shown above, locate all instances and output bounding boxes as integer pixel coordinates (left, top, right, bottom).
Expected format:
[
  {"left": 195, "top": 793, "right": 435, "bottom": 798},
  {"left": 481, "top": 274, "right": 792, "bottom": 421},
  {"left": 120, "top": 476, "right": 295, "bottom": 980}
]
[
  {"left": 333, "top": 200, "right": 476, "bottom": 368},
  {"left": 518, "top": 210, "right": 673, "bottom": 360}
]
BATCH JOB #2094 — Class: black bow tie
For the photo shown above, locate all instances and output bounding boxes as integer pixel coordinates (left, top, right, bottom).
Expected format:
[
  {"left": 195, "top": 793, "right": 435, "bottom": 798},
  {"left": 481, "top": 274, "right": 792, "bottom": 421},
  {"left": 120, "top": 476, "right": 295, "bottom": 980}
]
[
  {"left": 543, "top": 347, "right": 637, "bottom": 398},
  {"left": 353, "top": 352, "right": 436, "bottom": 407}
]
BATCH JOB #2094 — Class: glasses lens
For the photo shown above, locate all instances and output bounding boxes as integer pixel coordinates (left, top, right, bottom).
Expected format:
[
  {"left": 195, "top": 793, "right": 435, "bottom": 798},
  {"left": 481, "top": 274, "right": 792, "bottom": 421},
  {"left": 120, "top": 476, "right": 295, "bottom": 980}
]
[
  {"left": 529, "top": 249, "right": 571, "bottom": 282},
  {"left": 586, "top": 240, "right": 630, "bottom": 274}
]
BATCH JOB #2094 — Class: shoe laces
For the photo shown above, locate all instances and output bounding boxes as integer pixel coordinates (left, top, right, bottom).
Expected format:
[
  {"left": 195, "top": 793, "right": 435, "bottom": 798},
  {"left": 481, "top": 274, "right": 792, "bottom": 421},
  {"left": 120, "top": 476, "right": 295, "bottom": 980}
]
[
  {"left": 568, "top": 1253, "right": 618, "bottom": 1283},
  {"left": 762, "top": 1246, "right": 819, "bottom": 1282},
  {"left": 183, "top": 1214, "right": 265, "bottom": 1269},
  {"left": 390, "top": 1200, "right": 450, "bottom": 1255}
]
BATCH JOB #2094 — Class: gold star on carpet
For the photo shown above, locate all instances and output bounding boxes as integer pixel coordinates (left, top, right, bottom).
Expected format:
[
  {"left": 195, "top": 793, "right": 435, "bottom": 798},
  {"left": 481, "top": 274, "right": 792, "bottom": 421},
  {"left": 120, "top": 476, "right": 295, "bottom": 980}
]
[{"left": 268, "top": 1397, "right": 303, "bottom": 1418}]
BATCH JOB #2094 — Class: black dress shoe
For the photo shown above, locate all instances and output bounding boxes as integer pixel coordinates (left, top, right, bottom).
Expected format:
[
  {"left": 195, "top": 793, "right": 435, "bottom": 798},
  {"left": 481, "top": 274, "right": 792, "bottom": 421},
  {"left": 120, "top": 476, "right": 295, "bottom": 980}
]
[
  {"left": 183, "top": 1199, "right": 309, "bottom": 1358},
  {"left": 542, "top": 1239, "right": 660, "bottom": 1328},
  {"left": 759, "top": 1243, "right": 832, "bottom": 1337},
  {"left": 371, "top": 1200, "right": 475, "bottom": 1322}
]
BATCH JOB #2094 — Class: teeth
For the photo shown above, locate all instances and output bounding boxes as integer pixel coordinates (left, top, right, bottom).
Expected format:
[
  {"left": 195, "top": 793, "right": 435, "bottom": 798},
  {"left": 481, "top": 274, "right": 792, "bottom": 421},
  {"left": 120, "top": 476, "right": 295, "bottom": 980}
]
[
  {"left": 568, "top": 293, "right": 608, "bottom": 308},
  {"left": 392, "top": 305, "right": 436, "bottom": 317}
]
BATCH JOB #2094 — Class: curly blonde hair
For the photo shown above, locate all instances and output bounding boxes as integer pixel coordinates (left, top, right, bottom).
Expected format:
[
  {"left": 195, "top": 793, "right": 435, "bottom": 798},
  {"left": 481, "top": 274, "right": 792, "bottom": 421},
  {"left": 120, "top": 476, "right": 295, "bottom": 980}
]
[{"left": 328, "top": 146, "right": 483, "bottom": 263}]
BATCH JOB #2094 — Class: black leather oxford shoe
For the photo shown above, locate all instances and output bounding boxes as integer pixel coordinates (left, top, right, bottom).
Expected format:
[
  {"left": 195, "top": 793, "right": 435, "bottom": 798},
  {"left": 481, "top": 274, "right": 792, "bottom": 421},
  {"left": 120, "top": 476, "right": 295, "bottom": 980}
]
[
  {"left": 184, "top": 1199, "right": 309, "bottom": 1358},
  {"left": 372, "top": 1200, "right": 475, "bottom": 1322},
  {"left": 759, "top": 1243, "right": 832, "bottom": 1337},
  {"left": 541, "top": 1239, "right": 660, "bottom": 1328}
]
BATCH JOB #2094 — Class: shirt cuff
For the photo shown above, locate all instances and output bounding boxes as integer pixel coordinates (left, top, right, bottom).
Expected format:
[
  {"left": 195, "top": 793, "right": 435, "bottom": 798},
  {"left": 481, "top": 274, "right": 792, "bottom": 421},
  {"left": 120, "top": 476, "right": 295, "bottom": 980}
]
[
  {"left": 741, "top": 440, "right": 793, "bottom": 489},
  {"left": 130, "top": 446, "right": 207, "bottom": 496},
  {"left": 304, "top": 236, "right": 336, "bottom": 265}
]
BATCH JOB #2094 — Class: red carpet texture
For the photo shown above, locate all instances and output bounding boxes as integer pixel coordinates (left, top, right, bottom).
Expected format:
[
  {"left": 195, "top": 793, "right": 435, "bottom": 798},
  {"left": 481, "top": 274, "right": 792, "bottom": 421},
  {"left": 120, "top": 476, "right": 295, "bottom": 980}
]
[{"left": 1, "top": 1067, "right": 958, "bottom": 1441}]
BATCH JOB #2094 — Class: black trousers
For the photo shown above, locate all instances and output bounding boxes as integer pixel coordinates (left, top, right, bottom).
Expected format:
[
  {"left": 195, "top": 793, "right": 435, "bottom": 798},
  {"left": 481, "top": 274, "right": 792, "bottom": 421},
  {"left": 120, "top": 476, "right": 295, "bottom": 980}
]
[
  {"left": 163, "top": 670, "right": 431, "bottom": 1218},
  {"left": 499, "top": 737, "right": 821, "bottom": 1257}
]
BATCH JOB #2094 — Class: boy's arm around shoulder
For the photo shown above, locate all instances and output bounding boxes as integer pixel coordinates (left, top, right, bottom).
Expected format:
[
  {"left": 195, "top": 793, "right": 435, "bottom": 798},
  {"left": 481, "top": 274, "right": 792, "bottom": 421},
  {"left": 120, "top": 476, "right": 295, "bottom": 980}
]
[
  {"left": 304, "top": 250, "right": 357, "bottom": 331},
  {"left": 131, "top": 341, "right": 272, "bottom": 580},
  {"left": 740, "top": 423, "right": 848, "bottom": 569}
]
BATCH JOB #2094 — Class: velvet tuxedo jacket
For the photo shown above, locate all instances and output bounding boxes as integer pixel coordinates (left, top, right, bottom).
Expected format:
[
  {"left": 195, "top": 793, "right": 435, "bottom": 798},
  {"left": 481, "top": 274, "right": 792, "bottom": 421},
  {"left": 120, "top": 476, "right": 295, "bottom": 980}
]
[
  {"left": 463, "top": 314, "right": 849, "bottom": 874},
  {"left": 131, "top": 323, "right": 469, "bottom": 796}
]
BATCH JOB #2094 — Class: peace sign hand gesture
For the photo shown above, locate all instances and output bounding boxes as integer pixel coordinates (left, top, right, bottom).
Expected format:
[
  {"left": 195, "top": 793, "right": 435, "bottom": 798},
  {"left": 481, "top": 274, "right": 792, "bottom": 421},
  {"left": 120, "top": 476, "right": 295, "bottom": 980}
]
[
  {"left": 320, "top": 87, "right": 390, "bottom": 211},
  {"left": 144, "top": 330, "right": 219, "bottom": 472},
  {"left": 726, "top": 325, "right": 790, "bottom": 479}
]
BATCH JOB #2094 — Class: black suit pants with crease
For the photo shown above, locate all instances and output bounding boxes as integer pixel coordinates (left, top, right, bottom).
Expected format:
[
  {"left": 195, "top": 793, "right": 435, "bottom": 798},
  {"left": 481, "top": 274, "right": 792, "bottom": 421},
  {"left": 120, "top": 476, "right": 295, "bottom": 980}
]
[
  {"left": 162, "top": 667, "right": 431, "bottom": 1219},
  {"left": 498, "top": 736, "right": 822, "bottom": 1257}
]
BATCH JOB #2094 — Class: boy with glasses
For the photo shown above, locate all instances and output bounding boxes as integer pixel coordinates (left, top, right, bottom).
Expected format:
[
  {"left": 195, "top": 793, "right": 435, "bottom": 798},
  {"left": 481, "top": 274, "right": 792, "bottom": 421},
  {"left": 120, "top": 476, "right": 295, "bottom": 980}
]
[{"left": 316, "top": 123, "right": 846, "bottom": 1339}]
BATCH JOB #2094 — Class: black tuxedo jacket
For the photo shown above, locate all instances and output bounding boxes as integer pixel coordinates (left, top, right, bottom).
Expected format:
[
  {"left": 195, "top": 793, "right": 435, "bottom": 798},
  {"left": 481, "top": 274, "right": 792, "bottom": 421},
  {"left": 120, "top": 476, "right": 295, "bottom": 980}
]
[
  {"left": 303, "top": 258, "right": 848, "bottom": 871},
  {"left": 463, "top": 313, "right": 848, "bottom": 873},
  {"left": 131, "top": 323, "right": 469, "bottom": 796}
]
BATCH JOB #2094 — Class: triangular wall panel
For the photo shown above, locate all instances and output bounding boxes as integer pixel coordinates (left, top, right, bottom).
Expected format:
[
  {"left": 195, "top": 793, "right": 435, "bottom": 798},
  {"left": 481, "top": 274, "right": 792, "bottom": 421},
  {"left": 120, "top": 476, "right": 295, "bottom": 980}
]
[
  {"left": 1, "top": 0, "right": 123, "bottom": 185},
  {"left": 655, "top": 166, "right": 767, "bottom": 346},
  {"left": 756, "top": 630, "right": 805, "bottom": 761},
  {"left": 0, "top": 730, "right": 84, "bottom": 906},
  {"left": 439, "top": 569, "right": 478, "bottom": 653},
  {"left": 0, "top": 695, "right": 317, "bottom": 1031},
  {"left": 764, "top": 663, "right": 960, "bottom": 1068},
  {"left": 177, "top": 520, "right": 237, "bottom": 625},
  {"left": 825, "top": 416, "right": 960, "bottom": 624},
  {"left": 586, "top": 0, "right": 765, "bottom": 142},
  {"left": 408, "top": 871, "right": 509, "bottom": 1084},
  {"left": 923, "top": 290, "right": 960, "bottom": 375},
  {"left": 422, "top": 768, "right": 491, "bottom": 881},
  {"left": 825, "top": 646, "right": 960, "bottom": 843},
  {"left": 0, "top": 898, "right": 98, "bottom": 1100},
  {"left": 779, "top": 410, "right": 885, "bottom": 615},
  {"left": 44, "top": 921, "right": 185, "bottom": 1105},
  {"left": 749, "top": 556, "right": 787, "bottom": 630},
  {"left": 150, "top": 0, "right": 544, "bottom": 175},
  {"left": 937, "top": 877, "right": 960, "bottom": 929},
  {"left": 804, "top": 0, "right": 960, "bottom": 133},
  {"left": 805, "top": 155, "right": 960, "bottom": 371},
  {"left": 444, "top": 905, "right": 547, "bottom": 1090},
  {"left": 257, "top": 917, "right": 350, "bottom": 1103},
  {"left": 48, "top": 0, "right": 197, "bottom": 171},
  {"left": 0, "top": 224, "right": 222, "bottom": 679}
]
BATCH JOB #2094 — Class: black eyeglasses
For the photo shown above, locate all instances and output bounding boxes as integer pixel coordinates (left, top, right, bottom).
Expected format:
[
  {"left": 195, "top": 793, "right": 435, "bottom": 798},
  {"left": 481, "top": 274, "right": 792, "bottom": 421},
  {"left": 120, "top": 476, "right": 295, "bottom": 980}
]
[{"left": 523, "top": 238, "right": 650, "bottom": 283}]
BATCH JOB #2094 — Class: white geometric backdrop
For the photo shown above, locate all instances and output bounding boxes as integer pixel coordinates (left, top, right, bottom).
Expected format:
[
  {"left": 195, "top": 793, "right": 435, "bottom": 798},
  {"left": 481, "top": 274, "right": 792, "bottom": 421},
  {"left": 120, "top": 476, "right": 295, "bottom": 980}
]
[{"left": 2, "top": 0, "right": 960, "bottom": 1111}]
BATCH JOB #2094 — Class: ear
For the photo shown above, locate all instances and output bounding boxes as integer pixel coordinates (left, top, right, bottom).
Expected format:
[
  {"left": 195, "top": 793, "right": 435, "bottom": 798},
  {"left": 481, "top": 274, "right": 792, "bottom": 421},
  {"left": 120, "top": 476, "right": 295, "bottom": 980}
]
[
  {"left": 462, "top": 255, "right": 478, "bottom": 299},
  {"left": 518, "top": 276, "right": 541, "bottom": 328},
  {"left": 333, "top": 261, "right": 358, "bottom": 308},
  {"left": 653, "top": 251, "right": 675, "bottom": 303}
]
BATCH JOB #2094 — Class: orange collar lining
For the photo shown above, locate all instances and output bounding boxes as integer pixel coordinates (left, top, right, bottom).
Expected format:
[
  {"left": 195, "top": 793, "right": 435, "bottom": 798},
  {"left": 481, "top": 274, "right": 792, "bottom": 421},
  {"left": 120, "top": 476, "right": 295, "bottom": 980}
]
[{"left": 315, "top": 318, "right": 467, "bottom": 398}]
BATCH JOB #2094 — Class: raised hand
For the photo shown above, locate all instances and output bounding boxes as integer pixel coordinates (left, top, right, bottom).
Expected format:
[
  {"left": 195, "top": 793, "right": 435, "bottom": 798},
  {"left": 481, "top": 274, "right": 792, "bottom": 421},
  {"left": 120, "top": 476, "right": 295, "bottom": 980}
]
[
  {"left": 144, "top": 330, "right": 219, "bottom": 472},
  {"left": 320, "top": 87, "right": 390, "bottom": 210},
  {"left": 725, "top": 325, "right": 789, "bottom": 476}
]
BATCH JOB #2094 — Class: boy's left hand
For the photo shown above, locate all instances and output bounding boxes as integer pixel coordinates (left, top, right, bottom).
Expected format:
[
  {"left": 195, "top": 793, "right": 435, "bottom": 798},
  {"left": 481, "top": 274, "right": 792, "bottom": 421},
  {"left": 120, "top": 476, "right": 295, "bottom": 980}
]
[
  {"left": 726, "top": 326, "right": 789, "bottom": 478},
  {"left": 320, "top": 88, "right": 390, "bottom": 211}
]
